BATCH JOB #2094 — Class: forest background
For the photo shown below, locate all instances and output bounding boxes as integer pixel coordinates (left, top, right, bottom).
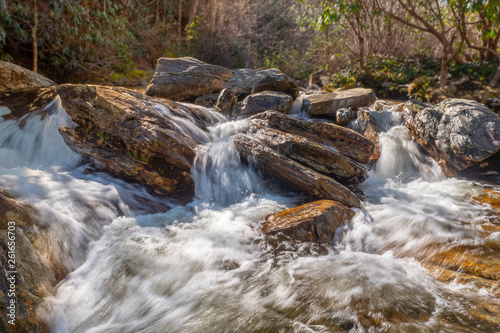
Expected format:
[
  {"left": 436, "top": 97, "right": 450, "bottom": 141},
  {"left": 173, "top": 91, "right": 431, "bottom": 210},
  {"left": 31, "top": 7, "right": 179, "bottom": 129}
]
[{"left": 1, "top": 0, "right": 499, "bottom": 100}]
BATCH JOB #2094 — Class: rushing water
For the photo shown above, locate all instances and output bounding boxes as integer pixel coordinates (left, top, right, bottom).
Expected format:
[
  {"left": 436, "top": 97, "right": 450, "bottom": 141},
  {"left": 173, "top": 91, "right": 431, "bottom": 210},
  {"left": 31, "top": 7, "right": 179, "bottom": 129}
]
[{"left": 1, "top": 97, "right": 499, "bottom": 332}]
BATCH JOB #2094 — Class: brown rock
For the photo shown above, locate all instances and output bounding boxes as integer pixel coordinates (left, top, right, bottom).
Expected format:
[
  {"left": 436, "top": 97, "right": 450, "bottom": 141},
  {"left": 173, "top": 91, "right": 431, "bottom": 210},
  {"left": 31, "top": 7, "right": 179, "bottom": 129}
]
[
  {"left": 0, "top": 61, "right": 55, "bottom": 92},
  {"left": 262, "top": 200, "right": 355, "bottom": 242},
  {"left": 346, "top": 110, "right": 381, "bottom": 161},
  {"left": 194, "top": 93, "right": 219, "bottom": 108},
  {"left": 234, "top": 91, "right": 293, "bottom": 118},
  {"left": 233, "top": 134, "right": 361, "bottom": 208},
  {"left": 215, "top": 88, "right": 236, "bottom": 115},
  {"left": 247, "top": 123, "right": 368, "bottom": 182},
  {"left": 57, "top": 84, "right": 200, "bottom": 202},
  {"left": 145, "top": 57, "right": 234, "bottom": 100},
  {"left": 0, "top": 87, "right": 58, "bottom": 121},
  {"left": 252, "top": 111, "right": 375, "bottom": 164},
  {"left": 304, "top": 88, "right": 376, "bottom": 116},
  {"left": 225, "top": 68, "right": 300, "bottom": 98},
  {"left": 0, "top": 191, "right": 53, "bottom": 332}
]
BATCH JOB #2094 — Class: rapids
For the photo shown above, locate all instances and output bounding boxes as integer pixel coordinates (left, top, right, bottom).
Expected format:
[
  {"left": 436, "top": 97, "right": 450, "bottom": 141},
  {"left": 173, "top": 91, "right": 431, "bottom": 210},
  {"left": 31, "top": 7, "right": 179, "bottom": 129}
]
[{"left": 1, "top": 97, "right": 499, "bottom": 332}]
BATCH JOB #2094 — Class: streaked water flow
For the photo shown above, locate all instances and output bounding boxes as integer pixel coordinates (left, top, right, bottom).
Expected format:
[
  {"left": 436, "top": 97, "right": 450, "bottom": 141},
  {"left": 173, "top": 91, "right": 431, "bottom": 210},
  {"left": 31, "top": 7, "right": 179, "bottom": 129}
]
[{"left": 1, "top": 97, "right": 499, "bottom": 332}]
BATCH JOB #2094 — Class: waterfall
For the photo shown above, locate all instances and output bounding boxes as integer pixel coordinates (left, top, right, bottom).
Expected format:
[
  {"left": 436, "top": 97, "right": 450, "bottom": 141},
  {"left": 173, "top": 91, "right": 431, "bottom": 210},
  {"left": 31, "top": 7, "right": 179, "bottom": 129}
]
[{"left": 1, "top": 96, "right": 499, "bottom": 332}]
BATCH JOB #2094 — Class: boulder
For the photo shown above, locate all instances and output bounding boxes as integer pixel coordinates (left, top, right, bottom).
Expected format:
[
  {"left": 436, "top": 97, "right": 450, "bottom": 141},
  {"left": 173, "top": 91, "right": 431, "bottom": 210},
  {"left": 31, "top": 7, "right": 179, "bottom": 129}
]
[
  {"left": 0, "top": 191, "right": 53, "bottom": 332},
  {"left": 303, "top": 88, "right": 376, "bottom": 116},
  {"left": 145, "top": 57, "right": 300, "bottom": 100},
  {"left": 262, "top": 200, "right": 355, "bottom": 242},
  {"left": 403, "top": 99, "right": 500, "bottom": 175},
  {"left": 252, "top": 111, "right": 375, "bottom": 164},
  {"left": 0, "top": 61, "right": 55, "bottom": 92},
  {"left": 57, "top": 84, "right": 202, "bottom": 202},
  {"left": 233, "top": 134, "right": 361, "bottom": 208},
  {"left": 336, "top": 107, "right": 357, "bottom": 126},
  {"left": 145, "top": 57, "right": 233, "bottom": 100},
  {"left": 0, "top": 87, "right": 58, "bottom": 121},
  {"left": 194, "top": 93, "right": 219, "bottom": 108},
  {"left": 215, "top": 88, "right": 236, "bottom": 116},
  {"left": 234, "top": 91, "right": 293, "bottom": 118},
  {"left": 346, "top": 110, "right": 381, "bottom": 161},
  {"left": 247, "top": 123, "right": 368, "bottom": 182}
]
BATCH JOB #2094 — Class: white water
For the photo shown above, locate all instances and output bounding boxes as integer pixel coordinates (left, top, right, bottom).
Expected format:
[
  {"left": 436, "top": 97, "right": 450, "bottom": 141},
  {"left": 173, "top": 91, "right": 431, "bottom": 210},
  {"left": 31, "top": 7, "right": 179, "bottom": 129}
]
[{"left": 1, "top": 98, "right": 499, "bottom": 332}]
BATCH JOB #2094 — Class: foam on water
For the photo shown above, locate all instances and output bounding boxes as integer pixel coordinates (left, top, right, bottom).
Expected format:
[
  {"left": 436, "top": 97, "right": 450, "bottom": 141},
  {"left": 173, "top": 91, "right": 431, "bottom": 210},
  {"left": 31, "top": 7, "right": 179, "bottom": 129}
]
[{"left": 1, "top": 96, "right": 498, "bottom": 332}]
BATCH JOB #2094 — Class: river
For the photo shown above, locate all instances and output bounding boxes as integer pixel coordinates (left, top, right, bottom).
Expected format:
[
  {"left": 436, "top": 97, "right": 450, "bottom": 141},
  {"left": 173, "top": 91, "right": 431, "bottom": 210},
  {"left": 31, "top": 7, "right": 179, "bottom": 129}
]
[{"left": 0, "top": 97, "right": 499, "bottom": 332}]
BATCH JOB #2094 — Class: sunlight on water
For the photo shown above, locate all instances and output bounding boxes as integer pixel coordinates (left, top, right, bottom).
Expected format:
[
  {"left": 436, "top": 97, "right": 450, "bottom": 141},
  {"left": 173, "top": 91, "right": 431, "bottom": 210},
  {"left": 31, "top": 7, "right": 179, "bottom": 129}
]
[{"left": 1, "top": 97, "right": 499, "bottom": 332}]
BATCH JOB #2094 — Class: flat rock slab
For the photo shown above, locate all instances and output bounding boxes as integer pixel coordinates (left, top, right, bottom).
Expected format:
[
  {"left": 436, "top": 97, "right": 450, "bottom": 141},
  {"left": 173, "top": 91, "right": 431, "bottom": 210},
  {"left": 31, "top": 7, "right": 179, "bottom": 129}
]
[
  {"left": 403, "top": 99, "right": 500, "bottom": 175},
  {"left": 262, "top": 200, "right": 355, "bottom": 242},
  {"left": 252, "top": 111, "right": 375, "bottom": 164},
  {"left": 304, "top": 88, "right": 376, "bottom": 116},
  {"left": 233, "top": 134, "right": 361, "bottom": 208},
  {"left": 247, "top": 123, "right": 368, "bottom": 182},
  {"left": 0, "top": 60, "right": 55, "bottom": 92}
]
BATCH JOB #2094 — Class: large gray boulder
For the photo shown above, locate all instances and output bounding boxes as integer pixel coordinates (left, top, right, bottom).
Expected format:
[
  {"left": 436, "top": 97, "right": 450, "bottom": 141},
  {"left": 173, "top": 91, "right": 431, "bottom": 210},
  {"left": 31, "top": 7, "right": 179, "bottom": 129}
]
[
  {"left": 304, "top": 88, "right": 376, "bottom": 117},
  {"left": 403, "top": 99, "right": 500, "bottom": 175},
  {"left": 0, "top": 61, "right": 55, "bottom": 92}
]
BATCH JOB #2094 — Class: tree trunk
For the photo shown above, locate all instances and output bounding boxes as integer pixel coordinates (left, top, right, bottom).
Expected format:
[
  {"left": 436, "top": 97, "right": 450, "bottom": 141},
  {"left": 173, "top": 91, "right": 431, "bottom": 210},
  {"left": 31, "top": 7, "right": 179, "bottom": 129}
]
[
  {"left": 489, "top": 67, "right": 500, "bottom": 87},
  {"left": 439, "top": 55, "right": 448, "bottom": 88},
  {"left": 32, "top": 0, "right": 38, "bottom": 73},
  {"left": 189, "top": 0, "right": 200, "bottom": 25},
  {"left": 178, "top": 0, "right": 182, "bottom": 36}
]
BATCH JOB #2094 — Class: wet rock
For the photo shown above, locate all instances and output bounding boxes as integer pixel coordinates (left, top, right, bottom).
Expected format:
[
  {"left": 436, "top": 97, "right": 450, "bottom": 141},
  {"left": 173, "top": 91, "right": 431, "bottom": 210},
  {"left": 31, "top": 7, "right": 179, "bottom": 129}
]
[
  {"left": 346, "top": 110, "right": 381, "bottom": 161},
  {"left": 252, "top": 111, "right": 375, "bottom": 164},
  {"left": 0, "top": 61, "right": 55, "bottom": 92},
  {"left": 145, "top": 57, "right": 300, "bottom": 100},
  {"left": 403, "top": 99, "right": 500, "bottom": 175},
  {"left": 145, "top": 57, "right": 233, "bottom": 100},
  {"left": 194, "top": 93, "right": 219, "bottom": 108},
  {"left": 0, "top": 191, "right": 53, "bottom": 332},
  {"left": 263, "top": 200, "right": 355, "bottom": 242},
  {"left": 0, "top": 87, "right": 58, "bottom": 121},
  {"left": 303, "top": 88, "right": 376, "bottom": 116},
  {"left": 336, "top": 107, "right": 357, "bottom": 126},
  {"left": 247, "top": 123, "right": 368, "bottom": 182},
  {"left": 215, "top": 88, "right": 236, "bottom": 115},
  {"left": 234, "top": 91, "right": 293, "bottom": 118},
  {"left": 57, "top": 84, "right": 201, "bottom": 202},
  {"left": 233, "top": 134, "right": 361, "bottom": 208}
]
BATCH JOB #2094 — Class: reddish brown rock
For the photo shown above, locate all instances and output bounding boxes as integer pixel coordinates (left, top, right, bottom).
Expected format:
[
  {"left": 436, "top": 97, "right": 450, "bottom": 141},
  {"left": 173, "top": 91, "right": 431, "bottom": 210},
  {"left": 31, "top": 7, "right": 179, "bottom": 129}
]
[
  {"left": 252, "top": 111, "right": 375, "bottom": 164},
  {"left": 233, "top": 134, "right": 361, "bottom": 208},
  {"left": 262, "top": 200, "right": 355, "bottom": 242},
  {"left": 57, "top": 84, "right": 200, "bottom": 202}
]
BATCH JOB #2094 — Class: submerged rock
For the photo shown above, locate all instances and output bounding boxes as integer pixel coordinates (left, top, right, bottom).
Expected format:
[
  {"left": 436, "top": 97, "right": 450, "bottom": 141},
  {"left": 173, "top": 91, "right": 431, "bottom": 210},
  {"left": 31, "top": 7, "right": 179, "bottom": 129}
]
[
  {"left": 233, "top": 134, "right": 361, "bottom": 208},
  {"left": 234, "top": 91, "right": 293, "bottom": 118},
  {"left": 252, "top": 111, "right": 375, "bottom": 164},
  {"left": 0, "top": 191, "right": 53, "bottom": 332},
  {"left": 247, "top": 123, "right": 368, "bottom": 182},
  {"left": 0, "top": 61, "right": 55, "bottom": 92},
  {"left": 145, "top": 57, "right": 299, "bottom": 100},
  {"left": 57, "top": 84, "right": 202, "bottom": 202},
  {"left": 303, "top": 88, "right": 376, "bottom": 116},
  {"left": 262, "top": 200, "right": 355, "bottom": 242},
  {"left": 403, "top": 99, "right": 500, "bottom": 175}
]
